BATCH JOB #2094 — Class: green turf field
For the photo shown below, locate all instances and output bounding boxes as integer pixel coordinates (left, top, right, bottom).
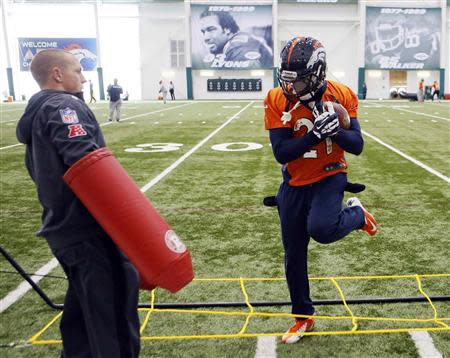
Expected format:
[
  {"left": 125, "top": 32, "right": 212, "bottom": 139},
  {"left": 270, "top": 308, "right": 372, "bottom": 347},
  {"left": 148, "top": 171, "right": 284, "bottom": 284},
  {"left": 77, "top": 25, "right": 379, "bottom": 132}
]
[{"left": 1, "top": 99, "right": 449, "bottom": 357}]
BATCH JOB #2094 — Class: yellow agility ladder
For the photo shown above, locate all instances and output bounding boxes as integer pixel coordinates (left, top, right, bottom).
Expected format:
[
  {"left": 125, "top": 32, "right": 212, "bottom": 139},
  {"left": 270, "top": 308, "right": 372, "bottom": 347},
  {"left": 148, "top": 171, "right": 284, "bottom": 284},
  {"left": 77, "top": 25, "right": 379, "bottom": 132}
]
[{"left": 29, "top": 273, "right": 450, "bottom": 344}]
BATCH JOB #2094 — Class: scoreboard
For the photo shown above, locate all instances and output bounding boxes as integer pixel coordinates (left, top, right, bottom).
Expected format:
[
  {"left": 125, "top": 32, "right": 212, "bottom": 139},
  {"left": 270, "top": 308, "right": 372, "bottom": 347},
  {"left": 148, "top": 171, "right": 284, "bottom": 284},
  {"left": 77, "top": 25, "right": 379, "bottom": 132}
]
[{"left": 207, "top": 78, "right": 262, "bottom": 92}]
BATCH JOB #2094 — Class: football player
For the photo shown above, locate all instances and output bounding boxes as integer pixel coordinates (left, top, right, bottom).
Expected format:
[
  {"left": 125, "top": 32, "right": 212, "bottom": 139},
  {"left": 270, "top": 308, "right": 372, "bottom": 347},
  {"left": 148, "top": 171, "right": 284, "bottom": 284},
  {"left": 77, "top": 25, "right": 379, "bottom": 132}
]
[{"left": 264, "top": 36, "right": 378, "bottom": 344}]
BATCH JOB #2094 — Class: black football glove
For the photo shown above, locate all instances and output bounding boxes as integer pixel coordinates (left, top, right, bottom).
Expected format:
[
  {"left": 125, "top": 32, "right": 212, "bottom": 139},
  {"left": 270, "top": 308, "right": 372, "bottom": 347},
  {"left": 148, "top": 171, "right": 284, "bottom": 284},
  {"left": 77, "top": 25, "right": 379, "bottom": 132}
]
[{"left": 312, "top": 111, "right": 339, "bottom": 140}]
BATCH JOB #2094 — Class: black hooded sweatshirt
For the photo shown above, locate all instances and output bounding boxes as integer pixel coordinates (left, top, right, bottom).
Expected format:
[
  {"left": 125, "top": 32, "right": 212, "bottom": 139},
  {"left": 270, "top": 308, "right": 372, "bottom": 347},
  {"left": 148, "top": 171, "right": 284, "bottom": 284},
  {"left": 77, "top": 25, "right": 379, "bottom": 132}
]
[{"left": 17, "top": 90, "right": 106, "bottom": 250}]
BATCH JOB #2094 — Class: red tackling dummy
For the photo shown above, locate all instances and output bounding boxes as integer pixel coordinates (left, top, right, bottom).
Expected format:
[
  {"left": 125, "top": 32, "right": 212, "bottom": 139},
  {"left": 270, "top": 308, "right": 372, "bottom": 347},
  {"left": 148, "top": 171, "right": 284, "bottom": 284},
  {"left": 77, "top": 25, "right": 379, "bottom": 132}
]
[{"left": 63, "top": 147, "right": 194, "bottom": 293}]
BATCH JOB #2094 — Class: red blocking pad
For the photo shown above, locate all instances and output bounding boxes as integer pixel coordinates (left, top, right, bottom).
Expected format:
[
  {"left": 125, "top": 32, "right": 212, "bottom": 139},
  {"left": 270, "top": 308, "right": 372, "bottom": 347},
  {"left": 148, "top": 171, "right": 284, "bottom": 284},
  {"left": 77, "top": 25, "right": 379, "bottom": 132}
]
[{"left": 64, "top": 147, "right": 194, "bottom": 293}]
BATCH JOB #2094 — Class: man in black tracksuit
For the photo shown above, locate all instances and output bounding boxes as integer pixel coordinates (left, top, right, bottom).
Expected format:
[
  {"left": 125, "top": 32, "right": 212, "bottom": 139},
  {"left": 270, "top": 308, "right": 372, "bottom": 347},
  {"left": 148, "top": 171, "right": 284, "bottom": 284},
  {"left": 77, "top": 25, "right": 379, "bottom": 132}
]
[{"left": 16, "top": 49, "right": 140, "bottom": 357}]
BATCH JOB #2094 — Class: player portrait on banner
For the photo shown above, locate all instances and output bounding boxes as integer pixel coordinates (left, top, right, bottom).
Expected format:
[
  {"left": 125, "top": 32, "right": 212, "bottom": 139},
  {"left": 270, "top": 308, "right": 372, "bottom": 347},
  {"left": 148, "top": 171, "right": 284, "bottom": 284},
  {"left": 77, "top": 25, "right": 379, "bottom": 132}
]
[{"left": 191, "top": 5, "right": 273, "bottom": 69}]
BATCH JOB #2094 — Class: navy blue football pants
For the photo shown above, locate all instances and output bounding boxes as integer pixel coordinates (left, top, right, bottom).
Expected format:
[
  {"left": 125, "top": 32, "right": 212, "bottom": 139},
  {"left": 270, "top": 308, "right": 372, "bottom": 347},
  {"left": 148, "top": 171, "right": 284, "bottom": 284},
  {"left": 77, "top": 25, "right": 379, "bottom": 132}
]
[
  {"left": 52, "top": 233, "right": 140, "bottom": 358},
  {"left": 276, "top": 173, "right": 365, "bottom": 316}
]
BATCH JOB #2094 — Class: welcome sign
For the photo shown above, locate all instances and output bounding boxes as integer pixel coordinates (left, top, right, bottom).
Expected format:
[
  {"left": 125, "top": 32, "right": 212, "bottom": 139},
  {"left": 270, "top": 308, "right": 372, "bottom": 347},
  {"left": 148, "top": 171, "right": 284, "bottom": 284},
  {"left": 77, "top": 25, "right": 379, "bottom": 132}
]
[{"left": 19, "top": 38, "right": 98, "bottom": 71}]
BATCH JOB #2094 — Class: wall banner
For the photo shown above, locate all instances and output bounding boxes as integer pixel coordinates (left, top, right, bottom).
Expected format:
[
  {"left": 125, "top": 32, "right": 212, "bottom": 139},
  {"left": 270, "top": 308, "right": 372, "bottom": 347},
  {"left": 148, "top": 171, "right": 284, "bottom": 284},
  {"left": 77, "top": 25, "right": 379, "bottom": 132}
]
[
  {"left": 191, "top": 4, "right": 273, "bottom": 70},
  {"left": 18, "top": 38, "right": 98, "bottom": 71},
  {"left": 279, "top": 0, "right": 357, "bottom": 3},
  {"left": 365, "top": 7, "right": 441, "bottom": 70}
]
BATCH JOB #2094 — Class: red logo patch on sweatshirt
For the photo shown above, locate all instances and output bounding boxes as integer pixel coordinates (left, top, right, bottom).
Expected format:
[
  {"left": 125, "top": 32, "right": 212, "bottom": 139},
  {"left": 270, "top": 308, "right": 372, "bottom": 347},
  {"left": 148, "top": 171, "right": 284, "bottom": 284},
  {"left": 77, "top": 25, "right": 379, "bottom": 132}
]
[{"left": 68, "top": 124, "right": 87, "bottom": 138}]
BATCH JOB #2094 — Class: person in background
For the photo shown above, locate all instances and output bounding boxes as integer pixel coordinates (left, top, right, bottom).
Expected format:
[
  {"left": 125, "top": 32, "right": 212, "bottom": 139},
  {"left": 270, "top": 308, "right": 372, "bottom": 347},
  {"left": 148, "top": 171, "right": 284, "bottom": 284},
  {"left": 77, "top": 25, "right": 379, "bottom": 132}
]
[
  {"left": 159, "top": 80, "right": 168, "bottom": 104},
  {"left": 123, "top": 91, "right": 129, "bottom": 101},
  {"left": 107, "top": 78, "right": 123, "bottom": 122},
  {"left": 169, "top": 81, "right": 175, "bottom": 100},
  {"left": 362, "top": 82, "right": 367, "bottom": 100},
  {"left": 16, "top": 49, "right": 140, "bottom": 357},
  {"left": 264, "top": 36, "right": 378, "bottom": 344},
  {"left": 88, "top": 79, "right": 96, "bottom": 104},
  {"left": 417, "top": 78, "right": 425, "bottom": 102},
  {"left": 431, "top": 80, "right": 440, "bottom": 102}
]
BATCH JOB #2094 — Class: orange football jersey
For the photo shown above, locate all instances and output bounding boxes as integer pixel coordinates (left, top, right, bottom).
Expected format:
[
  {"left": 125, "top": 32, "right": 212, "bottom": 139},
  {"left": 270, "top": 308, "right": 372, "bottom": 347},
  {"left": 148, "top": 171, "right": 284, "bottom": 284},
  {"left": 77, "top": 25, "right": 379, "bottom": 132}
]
[{"left": 264, "top": 80, "right": 358, "bottom": 186}]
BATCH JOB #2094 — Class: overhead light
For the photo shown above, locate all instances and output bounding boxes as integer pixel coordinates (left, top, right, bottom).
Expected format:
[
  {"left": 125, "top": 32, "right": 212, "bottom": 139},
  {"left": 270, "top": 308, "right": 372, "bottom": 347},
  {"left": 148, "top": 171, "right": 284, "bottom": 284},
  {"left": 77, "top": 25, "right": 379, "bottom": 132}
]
[
  {"left": 417, "top": 71, "right": 430, "bottom": 78},
  {"left": 161, "top": 71, "right": 175, "bottom": 78},
  {"left": 200, "top": 70, "right": 214, "bottom": 77},
  {"left": 368, "top": 70, "right": 382, "bottom": 78},
  {"left": 331, "top": 71, "right": 345, "bottom": 79},
  {"left": 250, "top": 70, "right": 265, "bottom": 76}
]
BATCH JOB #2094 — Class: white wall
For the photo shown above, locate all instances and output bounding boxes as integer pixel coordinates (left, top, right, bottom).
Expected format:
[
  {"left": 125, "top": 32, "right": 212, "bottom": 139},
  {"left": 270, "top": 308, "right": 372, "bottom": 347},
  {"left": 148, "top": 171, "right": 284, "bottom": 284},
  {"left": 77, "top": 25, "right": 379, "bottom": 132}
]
[
  {"left": 446, "top": 3, "right": 450, "bottom": 95},
  {"left": 140, "top": 1, "right": 360, "bottom": 100},
  {"left": 139, "top": 1, "right": 274, "bottom": 100},
  {"left": 98, "top": 4, "right": 141, "bottom": 100},
  {"left": 0, "top": 1, "right": 8, "bottom": 100},
  {"left": 6, "top": 3, "right": 96, "bottom": 100},
  {"left": 2, "top": 1, "right": 448, "bottom": 101},
  {"left": 278, "top": 3, "right": 359, "bottom": 92},
  {"left": 364, "top": 70, "right": 389, "bottom": 100},
  {"left": 1, "top": 2, "right": 140, "bottom": 101},
  {"left": 140, "top": 3, "right": 187, "bottom": 100}
]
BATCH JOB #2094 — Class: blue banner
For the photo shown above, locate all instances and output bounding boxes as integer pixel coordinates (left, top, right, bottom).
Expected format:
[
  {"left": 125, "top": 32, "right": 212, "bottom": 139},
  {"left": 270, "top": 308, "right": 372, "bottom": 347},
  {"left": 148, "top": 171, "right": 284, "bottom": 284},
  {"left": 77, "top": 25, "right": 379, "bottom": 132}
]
[{"left": 18, "top": 38, "right": 98, "bottom": 71}]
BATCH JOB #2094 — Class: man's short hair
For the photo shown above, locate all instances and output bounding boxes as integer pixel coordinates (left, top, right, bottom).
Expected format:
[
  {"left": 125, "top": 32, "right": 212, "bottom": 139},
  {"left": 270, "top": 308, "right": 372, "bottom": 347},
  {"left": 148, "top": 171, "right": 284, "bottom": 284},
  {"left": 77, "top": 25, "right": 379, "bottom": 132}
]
[
  {"left": 200, "top": 10, "right": 239, "bottom": 34},
  {"left": 30, "top": 49, "right": 71, "bottom": 87}
]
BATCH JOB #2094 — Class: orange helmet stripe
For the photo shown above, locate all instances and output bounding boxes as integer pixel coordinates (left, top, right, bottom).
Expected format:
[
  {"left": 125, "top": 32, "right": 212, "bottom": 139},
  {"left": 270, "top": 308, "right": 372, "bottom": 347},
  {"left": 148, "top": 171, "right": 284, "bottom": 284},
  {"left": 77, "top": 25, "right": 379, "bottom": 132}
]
[{"left": 287, "top": 37, "right": 304, "bottom": 66}]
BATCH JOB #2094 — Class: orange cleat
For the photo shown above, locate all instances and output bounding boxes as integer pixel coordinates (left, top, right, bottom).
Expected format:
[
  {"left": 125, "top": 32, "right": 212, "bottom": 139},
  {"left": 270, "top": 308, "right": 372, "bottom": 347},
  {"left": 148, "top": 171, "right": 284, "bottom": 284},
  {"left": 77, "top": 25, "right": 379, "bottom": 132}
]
[
  {"left": 281, "top": 317, "right": 315, "bottom": 344},
  {"left": 347, "top": 197, "right": 378, "bottom": 236}
]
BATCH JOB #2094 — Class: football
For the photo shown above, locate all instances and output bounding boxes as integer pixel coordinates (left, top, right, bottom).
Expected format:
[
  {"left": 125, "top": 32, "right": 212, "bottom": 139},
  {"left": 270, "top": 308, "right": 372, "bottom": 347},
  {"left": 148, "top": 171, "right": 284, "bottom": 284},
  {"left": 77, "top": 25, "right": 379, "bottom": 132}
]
[{"left": 326, "top": 102, "right": 351, "bottom": 130}]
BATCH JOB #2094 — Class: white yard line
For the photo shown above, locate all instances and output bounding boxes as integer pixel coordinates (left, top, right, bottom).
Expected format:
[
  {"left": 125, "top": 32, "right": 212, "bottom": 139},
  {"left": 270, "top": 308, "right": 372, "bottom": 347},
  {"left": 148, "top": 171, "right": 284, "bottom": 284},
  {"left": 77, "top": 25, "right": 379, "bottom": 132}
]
[
  {"left": 378, "top": 105, "right": 449, "bottom": 122},
  {"left": 255, "top": 336, "right": 277, "bottom": 358},
  {"left": 409, "top": 331, "right": 443, "bottom": 358},
  {"left": 140, "top": 99, "right": 256, "bottom": 103},
  {"left": 0, "top": 103, "right": 193, "bottom": 151},
  {"left": 365, "top": 128, "right": 447, "bottom": 358},
  {"left": 140, "top": 101, "right": 253, "bottom": 192},
  {"left": 433, "top": 102, "right": 450, "bottom": 108},
  {"left": 0, "top": 118, "right": 20, "bottom": 124},
  {"left": 0, "top": 101, "right": 253, "bottom": 312},
  {"left": 0, "top": 108, "right": 24, "bottom": 113},
  {"left": 362, "top": 130, "right": 450, "bottom": 184},
  {"left": 0, "top": 258, "right": 59, "bottom": 313},
  {"left": 0, "top": 143, "right": 23, "bottom": 151}
]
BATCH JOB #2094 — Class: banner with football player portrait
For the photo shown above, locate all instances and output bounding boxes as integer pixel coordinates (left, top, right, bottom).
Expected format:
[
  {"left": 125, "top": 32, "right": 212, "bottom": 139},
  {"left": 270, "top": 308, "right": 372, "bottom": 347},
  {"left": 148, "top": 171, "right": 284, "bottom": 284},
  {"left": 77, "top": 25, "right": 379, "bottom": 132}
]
[
  {"left": 18, "top": 38, "right": 98, "bottom": 71},
  {"left": 190, "top": 4, "right": 273, "bottom": 69},
  {"left": 365, "top": 7, "right": 441, "bottom": 70}
]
